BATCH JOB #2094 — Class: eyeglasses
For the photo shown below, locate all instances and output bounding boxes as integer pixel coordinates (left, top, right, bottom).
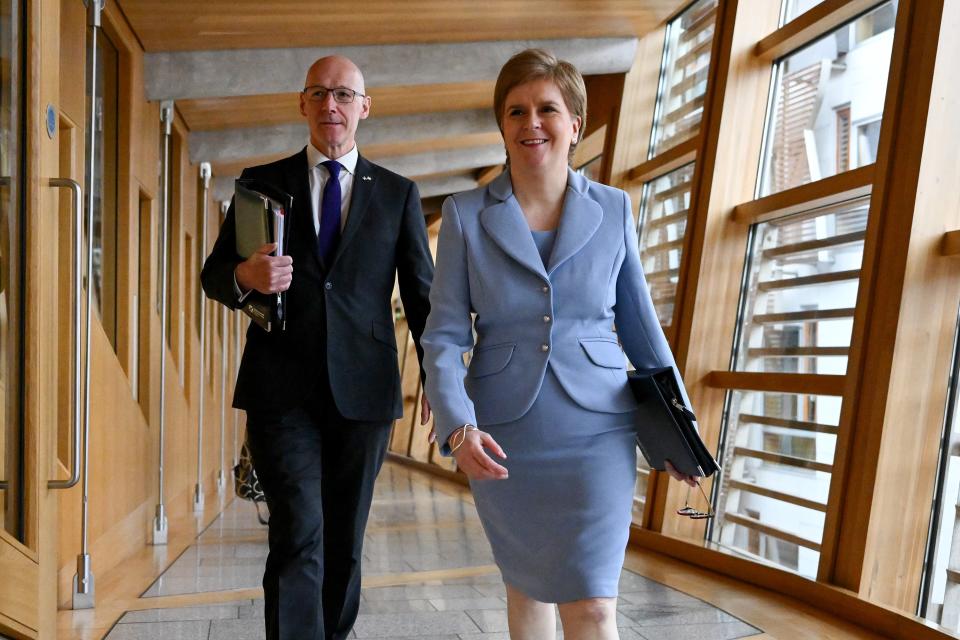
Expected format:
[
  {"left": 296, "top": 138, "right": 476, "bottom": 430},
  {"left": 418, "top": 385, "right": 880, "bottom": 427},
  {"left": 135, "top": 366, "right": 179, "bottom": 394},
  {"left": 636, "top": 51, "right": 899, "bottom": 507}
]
[
  {"left": 302, "top": 85, "right": 365, "bottom": 104},
  {"left": 676, "top": 482, "right": 715, "bottom": 520}
]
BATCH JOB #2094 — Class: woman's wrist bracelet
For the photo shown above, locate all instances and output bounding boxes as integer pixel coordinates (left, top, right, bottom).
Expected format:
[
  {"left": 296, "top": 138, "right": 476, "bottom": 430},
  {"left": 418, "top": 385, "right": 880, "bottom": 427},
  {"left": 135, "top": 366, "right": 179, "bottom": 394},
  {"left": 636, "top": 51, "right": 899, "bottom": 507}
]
[{"left": 448, "top": 424, "right": 478, "bottom": 453}]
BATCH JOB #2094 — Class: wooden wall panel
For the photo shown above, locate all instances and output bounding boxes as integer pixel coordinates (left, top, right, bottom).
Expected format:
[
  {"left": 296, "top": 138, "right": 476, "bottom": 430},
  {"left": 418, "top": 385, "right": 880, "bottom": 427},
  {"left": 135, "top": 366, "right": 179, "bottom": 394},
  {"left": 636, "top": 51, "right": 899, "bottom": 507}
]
[
  {"left": 57, "top": 0, "right": 85, "bottom": 131},
  {"left": 34, "top": 0, "right": 65, "bottom": 634},
  {"left": 582, "top": 73, "right": 627, "bottom": 182},
  {"left": 53, "top": 2, "right": 228, "bottom": 608},
  {"left": 607, "top": 26, "right": 668, "bottom": 191}
]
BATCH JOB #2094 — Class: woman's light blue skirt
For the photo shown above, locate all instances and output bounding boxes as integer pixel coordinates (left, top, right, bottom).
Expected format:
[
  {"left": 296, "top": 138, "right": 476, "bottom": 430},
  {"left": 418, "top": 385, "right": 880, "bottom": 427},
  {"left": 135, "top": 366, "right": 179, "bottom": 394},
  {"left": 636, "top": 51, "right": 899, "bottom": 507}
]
[{"left": 470, "top": 367, "right": 638, "bottom": 603}]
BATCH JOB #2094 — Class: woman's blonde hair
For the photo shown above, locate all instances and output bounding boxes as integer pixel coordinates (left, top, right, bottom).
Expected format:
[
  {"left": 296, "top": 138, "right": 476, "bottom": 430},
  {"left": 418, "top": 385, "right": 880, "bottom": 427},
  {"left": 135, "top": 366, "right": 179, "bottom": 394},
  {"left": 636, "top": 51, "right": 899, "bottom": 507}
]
[{"left": 493, "top": 48, "right": 587, "bottom": 162}]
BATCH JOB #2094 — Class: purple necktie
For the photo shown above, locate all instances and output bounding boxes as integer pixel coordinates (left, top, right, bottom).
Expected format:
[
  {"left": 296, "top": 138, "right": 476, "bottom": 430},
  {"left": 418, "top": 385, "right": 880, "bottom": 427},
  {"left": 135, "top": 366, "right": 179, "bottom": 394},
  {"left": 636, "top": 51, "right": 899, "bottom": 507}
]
[{"left": 317, "top": 160, "right": 342, "bottom": 263}]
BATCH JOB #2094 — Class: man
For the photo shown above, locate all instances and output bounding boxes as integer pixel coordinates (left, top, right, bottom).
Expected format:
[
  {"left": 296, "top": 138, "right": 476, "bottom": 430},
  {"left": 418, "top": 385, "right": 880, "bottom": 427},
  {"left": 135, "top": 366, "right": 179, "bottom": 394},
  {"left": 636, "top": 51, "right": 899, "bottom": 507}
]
[{"left": 201, "top": 55, "right": 433, "bottom": 640}]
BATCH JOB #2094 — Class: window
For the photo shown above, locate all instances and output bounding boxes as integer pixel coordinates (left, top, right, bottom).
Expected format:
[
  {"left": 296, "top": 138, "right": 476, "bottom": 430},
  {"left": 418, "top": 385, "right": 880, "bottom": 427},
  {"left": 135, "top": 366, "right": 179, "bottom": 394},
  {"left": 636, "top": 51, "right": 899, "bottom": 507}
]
[
  {"left": 855, "top": 118, "right": 881, "bottom": 167},
  {"left": 852, "top": 2, "right": 896, "bottom": 46},
  {"left": 637, "top": 163, "right": 694, "bottom": 327},
  {"left": 0, "top": 0, "right": 24, "bottom": 542},
  {"left": 710, "top": 198, "right": 869, "bottom": 576},
  {"left": 649, "top": 0, "right": 719, "bottom": 156},
  {"left": 576, "top": 155, "right": 602, "bottom": 182},
  {"left": 781, "top": 0, "right": 828, "bottom": 25},
  {"left": 163, "top": 125, "right": 183, "bottom": 377},
  {"left": 631, "top": 0, "right": 718, "bottom": 525},
  {"left": 136, "top": 192, "right": 152, "bottom": 417},
  {"left": 835, "top": 105, "right": 851, "bottom": 173},
  {"left": 734, "top": 200, "right": 866, "bottom": 376},
  {"left": 631, "top": 0, "right": 722, "bottom": 525},
  {"left": 89, "top": 26, "right": 120, "bottom": 351},
  {"left": 920, "top": 312, "right": 960, "bottom": 630},
  {"left": 759, "top": 1, "right": 896, "bottom": 196}
]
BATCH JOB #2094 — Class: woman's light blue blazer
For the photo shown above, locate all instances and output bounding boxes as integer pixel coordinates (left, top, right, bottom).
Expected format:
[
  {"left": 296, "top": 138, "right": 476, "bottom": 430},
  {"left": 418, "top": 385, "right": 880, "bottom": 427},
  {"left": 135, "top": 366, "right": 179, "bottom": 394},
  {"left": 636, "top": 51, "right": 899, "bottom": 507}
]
[{"left": 421, "top": 167, "right": 690, "bottom": 455}]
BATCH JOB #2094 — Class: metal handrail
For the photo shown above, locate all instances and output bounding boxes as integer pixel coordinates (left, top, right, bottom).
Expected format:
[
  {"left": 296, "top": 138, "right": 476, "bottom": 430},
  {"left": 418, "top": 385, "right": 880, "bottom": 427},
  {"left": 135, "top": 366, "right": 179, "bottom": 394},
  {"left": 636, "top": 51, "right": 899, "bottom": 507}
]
[
  {"left": 219, "top": 270, "right": 228, "bottom": 491},
  {"left": 71, "top": 0, "right": 106, "bottom": 610},
  {"left": 152, "top": 99, "right": 174, "bottom": 545},
  {"left": 47, "top": 178, "right": 84, "bottom": 491},
  {"left": 194, "top": 162, "right": 211, "bottom": 513},
  {"left": 217, "top": 200, "right": 229, "bottom": 491}
]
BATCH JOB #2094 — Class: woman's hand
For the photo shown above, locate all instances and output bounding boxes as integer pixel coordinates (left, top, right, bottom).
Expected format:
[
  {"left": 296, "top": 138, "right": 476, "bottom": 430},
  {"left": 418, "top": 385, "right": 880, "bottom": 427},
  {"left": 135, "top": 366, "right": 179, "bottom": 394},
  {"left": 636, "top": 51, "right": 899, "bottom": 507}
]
[
  {"left": 664, "top": 460, "right": 699, "bottom": 487},
  {"left": 453, "top": 430, "right": 509, "bottom": 481}
]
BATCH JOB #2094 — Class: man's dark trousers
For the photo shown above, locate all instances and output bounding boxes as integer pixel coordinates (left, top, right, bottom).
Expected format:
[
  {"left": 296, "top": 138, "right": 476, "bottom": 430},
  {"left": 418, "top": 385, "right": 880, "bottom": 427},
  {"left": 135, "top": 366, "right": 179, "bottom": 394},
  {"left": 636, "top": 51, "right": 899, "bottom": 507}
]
[{"left": 246, "top": 375, "right": 391, "bottom": 640}]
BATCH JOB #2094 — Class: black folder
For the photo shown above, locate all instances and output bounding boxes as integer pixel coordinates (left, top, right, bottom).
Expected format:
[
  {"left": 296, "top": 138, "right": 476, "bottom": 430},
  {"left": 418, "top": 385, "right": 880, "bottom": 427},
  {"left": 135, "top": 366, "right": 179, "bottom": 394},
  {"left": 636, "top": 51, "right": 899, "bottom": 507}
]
[
  {"left": 628, "top": 367, "right": 720, "bottom": 478},
  {"left": 234, "top": 179, "right": 293, "bottom": 332}
]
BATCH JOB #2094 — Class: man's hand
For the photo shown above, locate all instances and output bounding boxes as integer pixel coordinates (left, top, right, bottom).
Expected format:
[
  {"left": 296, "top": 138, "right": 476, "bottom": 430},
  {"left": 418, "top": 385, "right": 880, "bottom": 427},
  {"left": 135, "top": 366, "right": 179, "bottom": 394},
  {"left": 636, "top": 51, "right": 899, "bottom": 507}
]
[
  {"left": 420, "top": 394, "right": 432, "bottom": 425},
  {"left": 235, "top": 243, "right": 293, "bottom": 294}
]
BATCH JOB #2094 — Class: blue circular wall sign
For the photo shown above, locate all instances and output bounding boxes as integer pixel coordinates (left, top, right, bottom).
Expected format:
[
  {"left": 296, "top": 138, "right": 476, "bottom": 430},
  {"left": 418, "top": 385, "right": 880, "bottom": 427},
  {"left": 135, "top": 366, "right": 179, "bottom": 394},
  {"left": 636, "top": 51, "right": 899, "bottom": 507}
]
[{"left": 46, "top": 104, "right": 56, "bottom": 139}]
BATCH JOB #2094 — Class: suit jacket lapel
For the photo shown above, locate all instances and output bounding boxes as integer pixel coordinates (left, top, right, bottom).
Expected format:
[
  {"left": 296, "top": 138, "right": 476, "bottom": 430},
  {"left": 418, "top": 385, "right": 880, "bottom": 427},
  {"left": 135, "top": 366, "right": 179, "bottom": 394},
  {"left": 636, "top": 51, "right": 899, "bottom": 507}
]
[
  {"left": 329, "top": 153, "right": 376, "bottom": 271},
  {"left": 480, "top": 171, "right": 548, "bottom": 280},
  {"left": 547, "top": 168, "right": 603, "bottom": 274}
]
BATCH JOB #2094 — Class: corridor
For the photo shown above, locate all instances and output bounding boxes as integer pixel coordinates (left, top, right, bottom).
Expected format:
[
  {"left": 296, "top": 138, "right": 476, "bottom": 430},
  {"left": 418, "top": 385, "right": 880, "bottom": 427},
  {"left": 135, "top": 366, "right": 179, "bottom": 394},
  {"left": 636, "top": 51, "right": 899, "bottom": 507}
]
[{"left": 74, "top": 463, "right": 761, "bottom": 639}]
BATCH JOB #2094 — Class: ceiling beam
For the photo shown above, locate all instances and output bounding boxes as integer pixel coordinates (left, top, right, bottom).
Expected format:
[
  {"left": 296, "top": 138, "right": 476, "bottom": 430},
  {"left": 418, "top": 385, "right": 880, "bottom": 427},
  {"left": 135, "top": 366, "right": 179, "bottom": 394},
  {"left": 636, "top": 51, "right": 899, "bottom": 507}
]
[
  {"left": 145, "top": 37, "right": 638, "bottom": 101},
  {"left": 190, "top": 108, "right": 497, "bottom": 165},
  {"left": 178, "top": 80, "right": 496, "bottom": 130},
  {"left": 211, "top": 145, "right": 504, "bottom": 202},
  {"left": 416, "top": 173, "right": 479, "bottom": 199},
  {"left": 382, "top": 145, "right": 505, "bottom": 181}
]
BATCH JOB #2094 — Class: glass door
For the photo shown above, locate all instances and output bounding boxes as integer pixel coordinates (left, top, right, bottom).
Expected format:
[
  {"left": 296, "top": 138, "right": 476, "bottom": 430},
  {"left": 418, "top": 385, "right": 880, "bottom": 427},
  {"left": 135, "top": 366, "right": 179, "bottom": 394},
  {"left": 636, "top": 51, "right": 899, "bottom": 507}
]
[
  {"left": 0, "top": 0, "right": 25, "bottom": 550},
  {"left": 1, "top": 0, "right": 68, "bottom": 634}
]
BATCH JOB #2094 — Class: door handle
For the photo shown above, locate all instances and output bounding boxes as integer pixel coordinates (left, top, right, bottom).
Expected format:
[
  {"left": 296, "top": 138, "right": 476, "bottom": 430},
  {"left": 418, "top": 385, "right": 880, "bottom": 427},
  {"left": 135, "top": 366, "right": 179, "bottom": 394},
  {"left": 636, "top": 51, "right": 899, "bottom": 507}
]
[
  {"left": 0, "top": 176, "right": 9, "bottom": 489},
  {"left": 47, "top": 177, "right": 84, "bottom": 490}
]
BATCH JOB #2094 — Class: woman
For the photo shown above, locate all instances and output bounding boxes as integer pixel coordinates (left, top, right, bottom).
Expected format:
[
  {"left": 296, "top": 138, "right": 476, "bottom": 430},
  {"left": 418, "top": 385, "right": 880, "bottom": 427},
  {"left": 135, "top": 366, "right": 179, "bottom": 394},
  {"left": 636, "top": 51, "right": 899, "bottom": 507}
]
[{"left": 421, "top": 48, "right": 697, "bottom": 640}]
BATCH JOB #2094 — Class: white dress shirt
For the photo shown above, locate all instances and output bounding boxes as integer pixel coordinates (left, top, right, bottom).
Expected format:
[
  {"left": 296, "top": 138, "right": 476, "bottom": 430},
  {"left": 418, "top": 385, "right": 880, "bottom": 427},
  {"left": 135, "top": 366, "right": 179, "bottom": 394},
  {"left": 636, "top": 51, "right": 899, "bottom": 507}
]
[
  {"left": 234, "top": 143, "right": 360, "bottom": 300},
  {"left": 306, "top": 141, "right": 359, "bottom": 234}
]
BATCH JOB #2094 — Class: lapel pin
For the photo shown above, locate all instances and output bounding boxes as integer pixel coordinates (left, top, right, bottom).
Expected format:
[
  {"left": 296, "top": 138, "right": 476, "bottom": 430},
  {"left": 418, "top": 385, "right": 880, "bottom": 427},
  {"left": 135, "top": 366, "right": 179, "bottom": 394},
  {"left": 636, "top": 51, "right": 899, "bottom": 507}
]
[{"left": 361, "top": 175, "right": 372, "bottom": 181}]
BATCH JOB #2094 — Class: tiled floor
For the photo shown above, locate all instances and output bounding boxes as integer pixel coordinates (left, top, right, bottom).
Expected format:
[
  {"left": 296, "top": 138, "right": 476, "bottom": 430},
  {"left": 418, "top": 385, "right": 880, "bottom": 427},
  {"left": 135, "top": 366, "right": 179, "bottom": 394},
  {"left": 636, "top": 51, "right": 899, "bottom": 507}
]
[{"left": 107, "top": 464, "right": 760, "bottom": 639}]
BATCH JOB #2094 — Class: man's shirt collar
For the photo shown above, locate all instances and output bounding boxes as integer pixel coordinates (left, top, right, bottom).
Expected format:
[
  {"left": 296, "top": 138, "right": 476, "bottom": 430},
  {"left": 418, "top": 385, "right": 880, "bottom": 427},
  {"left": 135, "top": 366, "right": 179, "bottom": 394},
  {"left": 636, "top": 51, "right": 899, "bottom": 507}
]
[{"left": 306, "top": 142, "right": 358, "bottom": 175}]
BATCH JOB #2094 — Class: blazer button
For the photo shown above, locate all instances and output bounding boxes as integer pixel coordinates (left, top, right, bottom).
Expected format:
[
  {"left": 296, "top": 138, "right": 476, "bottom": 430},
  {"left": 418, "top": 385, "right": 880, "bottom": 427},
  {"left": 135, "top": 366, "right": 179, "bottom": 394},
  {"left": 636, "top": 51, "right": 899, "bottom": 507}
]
[
  {"left": 540, "top": 344, "right": 549, "bottom": 352},
  {"left": 543, "top": 315, "right": 551, "bottom": 323},
  {"left": 325, "top": 282, "right": 333, "bottom": 290},
  {"left": 541, "top": 285, "right": 549, "bottom": 293}
]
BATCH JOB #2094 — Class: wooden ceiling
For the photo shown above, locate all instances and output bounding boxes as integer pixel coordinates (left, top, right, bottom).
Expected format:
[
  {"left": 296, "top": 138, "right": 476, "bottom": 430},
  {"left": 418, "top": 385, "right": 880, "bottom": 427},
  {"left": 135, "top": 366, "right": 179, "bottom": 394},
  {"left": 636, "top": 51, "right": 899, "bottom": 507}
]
[
  {"left": 120, "top": 0, "right": 687, "bottom": 199},
  {"left": 117, "top": 1, "right": 684, "bottom": 51}
]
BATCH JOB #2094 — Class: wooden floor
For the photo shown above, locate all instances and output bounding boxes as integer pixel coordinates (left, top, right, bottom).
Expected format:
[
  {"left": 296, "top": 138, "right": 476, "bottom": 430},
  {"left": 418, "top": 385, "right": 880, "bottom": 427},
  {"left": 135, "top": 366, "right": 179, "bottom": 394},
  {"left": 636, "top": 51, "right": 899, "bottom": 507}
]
[{"left": 56, "top": 462, "right": 888, "bottom": 639}]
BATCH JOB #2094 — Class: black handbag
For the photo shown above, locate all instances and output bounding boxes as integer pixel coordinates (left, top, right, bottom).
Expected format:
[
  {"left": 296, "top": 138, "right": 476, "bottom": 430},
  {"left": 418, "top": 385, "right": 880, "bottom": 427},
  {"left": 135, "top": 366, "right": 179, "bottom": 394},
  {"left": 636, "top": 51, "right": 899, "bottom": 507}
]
[
  {"left": 233, "top": 438, "right": 269, "bottom": 525},
  {"left": 628, "top": 367, "right": 720, "bottom": 478}
]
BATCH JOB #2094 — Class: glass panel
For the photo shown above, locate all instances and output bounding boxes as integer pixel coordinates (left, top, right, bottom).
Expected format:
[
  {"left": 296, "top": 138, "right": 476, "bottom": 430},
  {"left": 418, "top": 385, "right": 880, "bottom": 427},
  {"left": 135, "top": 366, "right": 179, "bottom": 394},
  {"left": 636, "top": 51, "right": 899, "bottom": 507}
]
[
  {"left": 165, "top": 129, "right": 181, "bottom": 353},
  {"left": 637, "top": 163, "right": 694, "bottom": 328},
  {"left": 577, "top": 154, "right": 602, "bottom": 182},
  {"left": 734, "top": 197, "right": 869, "bottom": 376},
  {"left": 781, "top": 0, "right": 828, "bottom": 25},
  {"left": 89, "top": 27, "right": 119, "bottom": 350},
  {"left": 759, "top": 1, "right": 896, "bottom": 196},
  {"left": 649, "top": 0, "right": 719, "bottom": 157},
  {"left": 712, "top": 390, "right": 841, "bottom": 578},
  {"left": 709, "top": 197, "right": 869, "bottom": 577},
  {"left": 0, "top": 0, "right": 23, "bottom": 541},
  {"left": 632, "top": 457, "right": 652, "bottom": 525},
  {"left": 920, "top": 312, "right": 960, "bottom": 630}
]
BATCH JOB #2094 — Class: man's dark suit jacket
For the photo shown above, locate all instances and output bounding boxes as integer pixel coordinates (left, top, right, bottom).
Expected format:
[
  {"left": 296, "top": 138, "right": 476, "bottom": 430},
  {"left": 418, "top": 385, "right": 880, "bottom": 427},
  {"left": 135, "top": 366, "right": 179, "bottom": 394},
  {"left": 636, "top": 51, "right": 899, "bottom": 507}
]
[{"left": 201, "top": 148, "right": 433, "bottom": 421}]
